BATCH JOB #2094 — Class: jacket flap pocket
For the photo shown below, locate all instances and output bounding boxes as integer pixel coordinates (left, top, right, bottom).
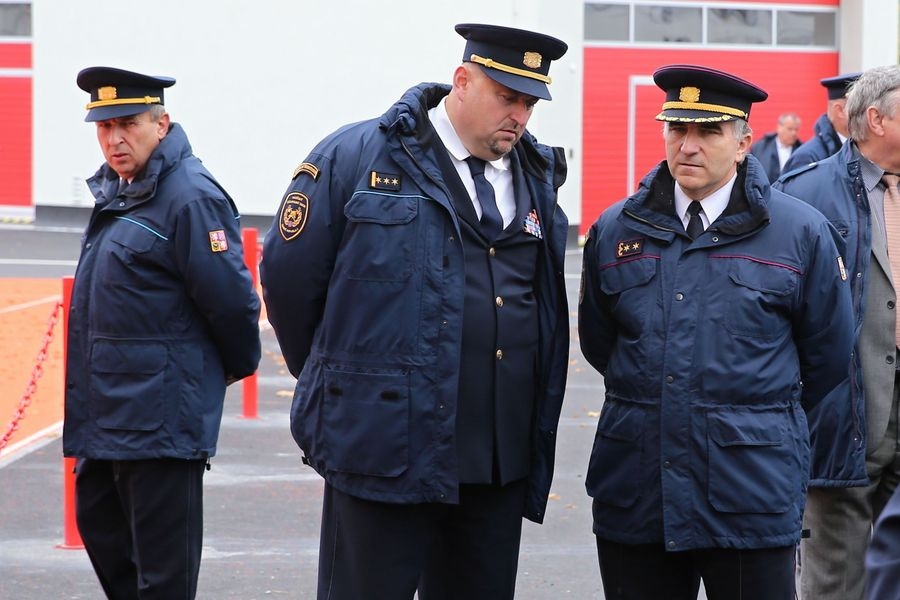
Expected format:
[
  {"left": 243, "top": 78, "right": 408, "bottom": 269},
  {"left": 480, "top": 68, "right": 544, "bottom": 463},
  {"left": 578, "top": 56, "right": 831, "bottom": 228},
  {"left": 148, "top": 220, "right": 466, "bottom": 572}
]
[
  {"left": 109, "top": 220, "right": 161, "bottom": 252},
  {"left": 726, "top": 259, "right": 797, "bottom": 297},
  {"left": 345, "top": 193, "right": 417, "bottom": 225},
  {"left": 598, "top": 403, "right": 642, "bottom": 442},
  {"left": 709, "top": 410, "right": 785, "bottom": 447},
  {"left": 91, "top": 340, "right": 166, "bottom": 375},
  {"left": 599, "top": 258, "right": 657, "bottom": 295}
]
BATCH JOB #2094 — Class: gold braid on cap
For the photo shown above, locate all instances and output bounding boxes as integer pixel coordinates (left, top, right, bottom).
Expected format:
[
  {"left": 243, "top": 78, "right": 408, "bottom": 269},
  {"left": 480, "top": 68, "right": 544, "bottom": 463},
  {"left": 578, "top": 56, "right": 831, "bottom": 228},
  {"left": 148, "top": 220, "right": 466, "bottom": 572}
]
[
  {"left": 86, "top": 96, "right": 162, "bottom": 110},
  {"left": 661, "top": 100, "right": 747, "bottom": 119},
  {"left": 469, "top": 54, "right": 552, "bottom": 84}
]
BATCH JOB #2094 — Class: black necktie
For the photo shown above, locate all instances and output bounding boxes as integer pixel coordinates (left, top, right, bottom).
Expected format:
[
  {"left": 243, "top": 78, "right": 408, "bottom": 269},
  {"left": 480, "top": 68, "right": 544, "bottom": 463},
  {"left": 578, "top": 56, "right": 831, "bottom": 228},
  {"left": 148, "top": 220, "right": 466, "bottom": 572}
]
[
  {"left": 465, "top": 156, "right": 503, "bottom": 238},
  {"left": 686, "top": 201, "right": 704, "bottom": 240}
]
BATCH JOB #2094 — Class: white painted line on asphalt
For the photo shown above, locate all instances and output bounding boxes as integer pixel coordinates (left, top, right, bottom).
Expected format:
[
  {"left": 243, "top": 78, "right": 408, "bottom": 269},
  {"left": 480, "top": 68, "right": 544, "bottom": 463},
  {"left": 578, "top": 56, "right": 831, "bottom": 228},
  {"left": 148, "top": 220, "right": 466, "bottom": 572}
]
[
  {"left": 0, "top": 295, "right": 60, "bottom": 314},
  {"left": 0, "top": 259, "right": 78, "bottom": 266},
  {"left": 0, "top": 422, "right": 62, "bottom": 468}
]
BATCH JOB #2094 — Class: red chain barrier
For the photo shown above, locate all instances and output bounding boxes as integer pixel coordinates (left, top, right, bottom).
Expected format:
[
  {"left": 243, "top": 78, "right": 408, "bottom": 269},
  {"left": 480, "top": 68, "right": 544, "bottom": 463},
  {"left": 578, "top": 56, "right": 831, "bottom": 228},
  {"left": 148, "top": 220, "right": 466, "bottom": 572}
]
[{"left": 0, "top": 299, "right": 63, "bottom": 454}]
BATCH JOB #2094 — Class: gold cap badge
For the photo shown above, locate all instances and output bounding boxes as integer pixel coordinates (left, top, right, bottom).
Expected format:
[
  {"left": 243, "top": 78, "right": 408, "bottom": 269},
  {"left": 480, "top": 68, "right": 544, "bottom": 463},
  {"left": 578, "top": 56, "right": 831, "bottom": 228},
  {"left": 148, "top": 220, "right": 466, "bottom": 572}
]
[
  {"left": 523, "top": 52, "right": 542, "bottom": 69},
  {"left": 679, "top": 87, "right": 701, "bottom": 103},
  {"left": 98, "top": 86, "right": 117, "bottom": 101}
]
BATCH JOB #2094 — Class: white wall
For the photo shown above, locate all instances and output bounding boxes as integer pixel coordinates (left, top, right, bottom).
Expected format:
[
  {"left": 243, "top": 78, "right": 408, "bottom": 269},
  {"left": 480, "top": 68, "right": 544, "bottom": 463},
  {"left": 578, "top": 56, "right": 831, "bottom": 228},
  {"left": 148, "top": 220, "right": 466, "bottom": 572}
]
[
  {"left": 839, "top": 0, "right": 899, "bottom": 71},
  {"left": 33, "top": 0, "right": 584, "bottom": 224}
]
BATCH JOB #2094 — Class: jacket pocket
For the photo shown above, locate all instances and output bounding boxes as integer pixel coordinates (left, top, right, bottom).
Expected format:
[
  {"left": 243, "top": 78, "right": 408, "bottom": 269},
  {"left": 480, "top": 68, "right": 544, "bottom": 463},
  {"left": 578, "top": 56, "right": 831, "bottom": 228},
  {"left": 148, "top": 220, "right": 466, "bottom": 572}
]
[
  {"left": 707, "top": 408, "right": 793, "bottom": 514},
  {"left": 90, "top": 339, "right": 166, "bottom": 431},
  {"left": 721, "top": 258, "right": 797, "bottom": 339},
  {"left": 343, "top": 193, "right": 418, "bottom": 282},
  {"left": 598, "top": 257, "right": 658, "bottom": 337},
  {"left": 586, "top": 400, "right": 644, "bottom": 508},
  {"left": 322, "top": 366, "right": 409, "bottom": 477}
]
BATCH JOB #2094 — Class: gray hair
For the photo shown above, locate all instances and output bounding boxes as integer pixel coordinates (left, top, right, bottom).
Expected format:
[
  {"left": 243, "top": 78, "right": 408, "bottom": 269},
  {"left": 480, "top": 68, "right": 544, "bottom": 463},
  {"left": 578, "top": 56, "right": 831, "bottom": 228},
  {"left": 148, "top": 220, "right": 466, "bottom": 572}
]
[
  {"left": 846, "top": 65, "right": 900, "bottom": 142},
  {"left": 147, "top": 104, "right": 167, "bottom": 122},
  {"left": 777, "top": 112, "right": 800, "bottom": 125}
]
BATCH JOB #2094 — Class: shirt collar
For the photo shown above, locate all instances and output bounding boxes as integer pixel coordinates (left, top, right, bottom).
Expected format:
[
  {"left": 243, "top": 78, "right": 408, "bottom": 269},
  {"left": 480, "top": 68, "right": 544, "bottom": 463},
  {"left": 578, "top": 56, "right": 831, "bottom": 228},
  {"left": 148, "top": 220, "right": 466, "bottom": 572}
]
[
  {"left": 853, "top": 143, "right": 889, "bottom": 193},
  {"left": 673, "top": 172, "right": 736, "bottom": 225},
  {"left": 429, "top": 98, "right": 509, "bottom": 171}
]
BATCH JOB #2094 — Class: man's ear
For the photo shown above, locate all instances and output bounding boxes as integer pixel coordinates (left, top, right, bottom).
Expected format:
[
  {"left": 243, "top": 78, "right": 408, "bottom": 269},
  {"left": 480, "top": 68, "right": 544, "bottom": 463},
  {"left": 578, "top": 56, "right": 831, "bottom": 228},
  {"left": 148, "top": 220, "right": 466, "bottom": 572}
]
[
  {"left": 867, "top": 106, "right": 885, "bottom": 137},
  {"left": 157, "top": 112, "right": 171, "bottom": 139},
  {"left": 452, "top": 64, "right": 471, "bottom": 96}
]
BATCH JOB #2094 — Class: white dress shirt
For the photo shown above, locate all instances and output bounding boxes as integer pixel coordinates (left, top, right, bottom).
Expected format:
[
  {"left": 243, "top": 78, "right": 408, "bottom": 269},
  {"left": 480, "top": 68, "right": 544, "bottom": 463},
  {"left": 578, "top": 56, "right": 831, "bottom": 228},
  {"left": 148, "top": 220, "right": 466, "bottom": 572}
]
[
  {"left": 428, "top": 98, "right": 516, "bottom": 227},
  {"left": 674, "top": 172, "right": 737, "bottom": 232}
]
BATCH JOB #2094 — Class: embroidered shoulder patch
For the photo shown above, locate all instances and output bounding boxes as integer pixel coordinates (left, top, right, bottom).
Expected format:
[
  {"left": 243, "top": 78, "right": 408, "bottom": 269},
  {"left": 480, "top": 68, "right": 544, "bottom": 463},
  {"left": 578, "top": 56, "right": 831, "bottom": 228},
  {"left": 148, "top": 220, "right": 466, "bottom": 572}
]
[
  {"left": 616, "top": 238, "right": 644, "bottom": 258},
  {"left": 370, "top": 171, "right": 401, "bottom": 191},
  {"left": 209, "top": 230, "right": 228, "bottom": 252},
  {"left": 279, "top": 192, "right": 310, "bottom": 241},
  {"left": 292, "top": 162, "right": 320, "bottom": 181}
]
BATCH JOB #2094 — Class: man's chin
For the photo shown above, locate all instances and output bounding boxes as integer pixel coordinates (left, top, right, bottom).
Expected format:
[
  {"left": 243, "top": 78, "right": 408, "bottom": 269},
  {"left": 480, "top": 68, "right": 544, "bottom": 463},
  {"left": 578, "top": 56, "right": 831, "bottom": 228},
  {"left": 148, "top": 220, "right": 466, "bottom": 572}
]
[{"left": 489, "top": 141, "right": 516, "bottom": 158}]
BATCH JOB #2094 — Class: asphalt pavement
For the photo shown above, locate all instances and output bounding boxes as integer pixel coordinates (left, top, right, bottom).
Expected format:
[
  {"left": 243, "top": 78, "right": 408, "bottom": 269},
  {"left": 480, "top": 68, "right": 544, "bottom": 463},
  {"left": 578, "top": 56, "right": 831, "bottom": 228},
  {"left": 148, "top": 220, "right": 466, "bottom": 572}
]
[{"left": 0, "top": 219, "right": 613, "bottom": 599}]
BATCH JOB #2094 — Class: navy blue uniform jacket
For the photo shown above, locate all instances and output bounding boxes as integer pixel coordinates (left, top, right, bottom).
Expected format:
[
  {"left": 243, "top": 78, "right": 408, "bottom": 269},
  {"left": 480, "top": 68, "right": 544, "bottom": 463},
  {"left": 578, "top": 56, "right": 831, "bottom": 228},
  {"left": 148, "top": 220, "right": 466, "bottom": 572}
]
[
  {"left": 63, "top": 124, "right": 261, "bottom": 460},
  {"left": 578, "top": 154, "right": 861, "bottom": 550},
  {"left": 261, "top": 83, "right": 570, "bottom": 523}
]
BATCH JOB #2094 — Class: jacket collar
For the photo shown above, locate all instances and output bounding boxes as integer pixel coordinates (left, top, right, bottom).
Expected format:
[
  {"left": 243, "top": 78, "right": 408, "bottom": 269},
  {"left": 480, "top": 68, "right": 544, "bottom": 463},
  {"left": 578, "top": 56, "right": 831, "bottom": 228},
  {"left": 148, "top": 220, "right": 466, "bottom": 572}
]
[
  {"left": 624, "top": 155, "right": 770, "bottom": 238},
  {"left": 88, "top": 122, "right": 192, "bottom": 205}
]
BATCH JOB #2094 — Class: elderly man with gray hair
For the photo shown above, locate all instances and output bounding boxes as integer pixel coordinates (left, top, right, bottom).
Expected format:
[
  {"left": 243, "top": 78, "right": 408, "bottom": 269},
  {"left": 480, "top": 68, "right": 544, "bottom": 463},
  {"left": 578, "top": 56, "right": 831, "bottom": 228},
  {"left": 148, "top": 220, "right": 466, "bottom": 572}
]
[{"left": 776, "top": 64, "right": 900, "bottom": 600}]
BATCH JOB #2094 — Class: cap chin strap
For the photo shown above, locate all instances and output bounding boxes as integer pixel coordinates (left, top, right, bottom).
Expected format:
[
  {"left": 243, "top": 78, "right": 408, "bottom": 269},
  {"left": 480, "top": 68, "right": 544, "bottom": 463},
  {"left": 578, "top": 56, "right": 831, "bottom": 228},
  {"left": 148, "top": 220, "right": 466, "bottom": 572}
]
[
  {"left": 86, "top": 96, "right": 161, "bottom": 110},
  {"left": 469, "top": 54, "right": 552, "bottom": 84}
]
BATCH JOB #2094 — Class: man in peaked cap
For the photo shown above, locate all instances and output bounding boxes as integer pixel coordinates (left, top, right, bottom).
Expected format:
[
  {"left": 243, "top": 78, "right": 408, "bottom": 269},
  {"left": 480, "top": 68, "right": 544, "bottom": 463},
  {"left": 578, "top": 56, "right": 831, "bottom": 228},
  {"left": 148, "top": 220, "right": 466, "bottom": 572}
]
[
  {"left": 578, "top": 64, "right": 859, "bottom": 599},
  {"left": 783, "top": 71, "right": 861, "bottom": 172},
  {"left": 261, "top": 23, "right": 570, "bottom": 600},
  {"left": 65, "top": 66, "right": 260, "bottom": 599}
]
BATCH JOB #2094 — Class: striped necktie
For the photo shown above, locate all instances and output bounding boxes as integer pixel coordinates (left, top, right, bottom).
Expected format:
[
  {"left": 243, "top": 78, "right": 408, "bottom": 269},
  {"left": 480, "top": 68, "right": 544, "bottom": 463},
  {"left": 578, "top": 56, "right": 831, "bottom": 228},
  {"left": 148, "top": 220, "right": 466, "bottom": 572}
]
[{"left": 882, "top": 173, "right": 900, "bottom": 348}]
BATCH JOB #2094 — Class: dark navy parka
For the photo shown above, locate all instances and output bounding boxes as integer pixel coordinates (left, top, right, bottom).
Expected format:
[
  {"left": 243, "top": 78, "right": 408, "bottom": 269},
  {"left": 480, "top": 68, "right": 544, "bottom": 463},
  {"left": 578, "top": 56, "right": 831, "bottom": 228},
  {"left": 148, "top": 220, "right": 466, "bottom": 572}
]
[
  {"left": 261, "top": 83, "right": 570, "bottom": 523},
  {"left": 63, "top": 123, "right": 261, "bottom": 460},
  {"left": 578, "top": 154, "right": 862, "bottom": 550}
]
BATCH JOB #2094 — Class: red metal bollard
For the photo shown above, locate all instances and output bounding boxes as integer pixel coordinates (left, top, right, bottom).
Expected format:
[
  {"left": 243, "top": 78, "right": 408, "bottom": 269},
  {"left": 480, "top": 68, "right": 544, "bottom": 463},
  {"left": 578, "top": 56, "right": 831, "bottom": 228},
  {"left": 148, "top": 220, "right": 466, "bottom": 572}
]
[
  {"left": 59, "top": 276, "right": 83, "bottom": 549},
  {"left": 241, "top": 228, "right": 259, "bottom": 420}
]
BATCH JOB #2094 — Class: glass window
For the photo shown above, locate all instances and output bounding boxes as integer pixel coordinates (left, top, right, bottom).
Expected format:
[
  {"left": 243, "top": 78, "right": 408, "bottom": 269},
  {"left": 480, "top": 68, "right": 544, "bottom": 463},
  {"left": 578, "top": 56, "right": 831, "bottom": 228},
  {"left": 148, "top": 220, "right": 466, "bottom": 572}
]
[
  {"left": 708, "top": 9, "right": 772, "bottom": 45},
  {"left": 585, "top": 3, "right": 629, "bottom": 42},
  {"left": 635, "top": 5, "right": 701, "bottom": 44},
  {"left": 777, "top": 10, "right": 836, "bottom": 46},
  {"left": 0, "top": 4, "right": 30, "bottom": 37}
]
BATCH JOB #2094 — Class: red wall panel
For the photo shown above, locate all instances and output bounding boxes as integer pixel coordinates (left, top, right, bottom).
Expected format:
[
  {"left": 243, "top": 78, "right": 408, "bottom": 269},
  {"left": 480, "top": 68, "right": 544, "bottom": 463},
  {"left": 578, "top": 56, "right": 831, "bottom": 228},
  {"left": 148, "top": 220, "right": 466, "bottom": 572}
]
[
  {"left": 0, "top": 42, "right": 31, "bottom": 68},
  {"left": 0, "top": 43, "right": 32, "bottom": 209},
  {"left": 0, "top": 77, "right": 32, "bottom": 207}
]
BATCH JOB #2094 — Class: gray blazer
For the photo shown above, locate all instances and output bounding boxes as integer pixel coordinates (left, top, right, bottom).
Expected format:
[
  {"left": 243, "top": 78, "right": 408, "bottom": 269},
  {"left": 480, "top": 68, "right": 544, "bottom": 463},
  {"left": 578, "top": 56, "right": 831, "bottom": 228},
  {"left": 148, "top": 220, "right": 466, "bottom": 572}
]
[{"left": 859, "top": 198, "right": 898, "bottom": 454}]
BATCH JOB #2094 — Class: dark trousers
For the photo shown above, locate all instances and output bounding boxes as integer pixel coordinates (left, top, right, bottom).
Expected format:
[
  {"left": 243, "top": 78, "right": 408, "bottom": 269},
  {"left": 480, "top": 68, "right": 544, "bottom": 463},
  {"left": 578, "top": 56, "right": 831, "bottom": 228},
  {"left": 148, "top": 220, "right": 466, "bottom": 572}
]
[
  {"left": 596, "top": 538, "right": 797, "bottom": 600},
  {"left": 75, "top": 457, "right": 206, "bottom": 600},
  {"left": 317, "top": 479, "right": 528, "bottom": 600}
]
